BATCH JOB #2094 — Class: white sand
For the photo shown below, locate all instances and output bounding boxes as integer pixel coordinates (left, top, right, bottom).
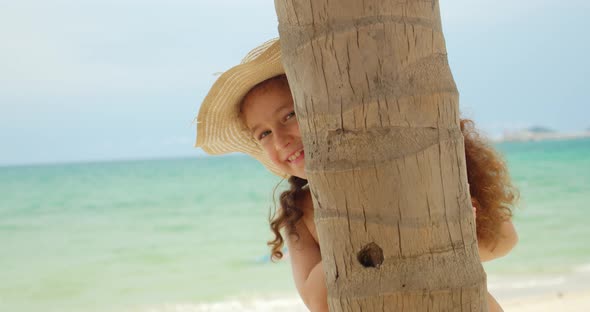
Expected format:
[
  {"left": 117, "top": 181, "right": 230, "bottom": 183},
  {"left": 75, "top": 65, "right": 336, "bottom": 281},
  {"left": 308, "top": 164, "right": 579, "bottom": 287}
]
[
  {"left": 186, "top": 272, "right": 590, "bottom": 312},
  {"left": 186, "top": 291, "right": 590, "bottom": 312},
  {"left": 491, "top": 270, "right": 590, "bottom": 311},
  {"left": 503, "top": 290, "right": 590, "bottom": 312}
]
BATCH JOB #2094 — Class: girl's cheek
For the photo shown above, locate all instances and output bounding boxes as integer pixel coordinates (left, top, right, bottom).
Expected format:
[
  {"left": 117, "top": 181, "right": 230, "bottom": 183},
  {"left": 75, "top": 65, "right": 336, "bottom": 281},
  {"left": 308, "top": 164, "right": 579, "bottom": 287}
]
[
  {"left": 262, "top": 146, "right": 279, "bottom": 163},
  {"left": 292, "top": 122, "right": 301, "bottom": 135}
]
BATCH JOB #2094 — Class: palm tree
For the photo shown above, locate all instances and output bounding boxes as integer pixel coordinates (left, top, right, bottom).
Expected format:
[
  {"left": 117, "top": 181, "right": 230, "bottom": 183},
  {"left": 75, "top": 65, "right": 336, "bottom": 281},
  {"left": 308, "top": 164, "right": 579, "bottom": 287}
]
[{"left": 274, "top": 0, "right": 488, "bottom": 310}]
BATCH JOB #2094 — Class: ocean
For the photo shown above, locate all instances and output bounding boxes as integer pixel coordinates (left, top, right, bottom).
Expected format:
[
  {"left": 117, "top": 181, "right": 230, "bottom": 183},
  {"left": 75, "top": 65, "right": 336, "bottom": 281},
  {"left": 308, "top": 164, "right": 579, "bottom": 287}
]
[{"left": 1, "top": 138, "right": 589, "bottom": 312}]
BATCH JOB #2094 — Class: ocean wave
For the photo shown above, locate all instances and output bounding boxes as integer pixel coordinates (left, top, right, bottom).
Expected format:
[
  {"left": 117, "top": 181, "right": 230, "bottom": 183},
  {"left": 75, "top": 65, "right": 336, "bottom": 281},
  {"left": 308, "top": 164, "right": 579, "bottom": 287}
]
[
  {"left": 573, "top": 263, "right": 590, "bottom": 273},
  {"left": 129, "top": 297, "right": 307, "bottom": 312},
  {"left": 487, "top": 275, "right": 566, "bottom": 290}
]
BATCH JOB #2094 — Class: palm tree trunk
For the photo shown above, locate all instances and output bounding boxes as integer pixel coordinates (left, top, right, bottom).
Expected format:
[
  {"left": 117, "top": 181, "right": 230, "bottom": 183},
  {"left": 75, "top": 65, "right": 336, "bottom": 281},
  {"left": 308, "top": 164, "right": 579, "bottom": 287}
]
[{"left": 274, "top": 0, "right": 488, "bottom": 310}]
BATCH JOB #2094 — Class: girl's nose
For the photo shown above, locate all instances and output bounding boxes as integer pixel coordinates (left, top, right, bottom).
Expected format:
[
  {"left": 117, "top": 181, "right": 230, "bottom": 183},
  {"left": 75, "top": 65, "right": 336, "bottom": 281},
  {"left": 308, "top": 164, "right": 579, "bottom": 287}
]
[{"left": 274, "top": 130, "right": 291, "bottom": 150}]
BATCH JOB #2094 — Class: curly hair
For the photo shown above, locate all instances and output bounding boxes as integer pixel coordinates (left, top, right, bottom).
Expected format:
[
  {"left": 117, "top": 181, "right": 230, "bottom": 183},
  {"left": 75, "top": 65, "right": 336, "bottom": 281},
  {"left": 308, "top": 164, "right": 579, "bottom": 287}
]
[
  {"left": 461, "top": 119, "right": 519, "bottom": 245},
  {"left": 268, "top": 176, "right": 307, "bottom": 261},
  {"left": 244, "top": 75, "right": 518, "bottom": 259},
  {"left": 267, "top": 120, "right": 518, "bottom": 260}
]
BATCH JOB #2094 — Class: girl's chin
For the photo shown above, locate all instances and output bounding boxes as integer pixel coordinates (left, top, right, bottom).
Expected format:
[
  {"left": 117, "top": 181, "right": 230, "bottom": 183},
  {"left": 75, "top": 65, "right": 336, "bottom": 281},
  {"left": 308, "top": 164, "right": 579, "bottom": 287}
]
[
  {"left": 289, "top": 165, "right": 307, "bottom": 180},
  {"left": 294, "top": 172, "right": 307, "bottom": 179}
]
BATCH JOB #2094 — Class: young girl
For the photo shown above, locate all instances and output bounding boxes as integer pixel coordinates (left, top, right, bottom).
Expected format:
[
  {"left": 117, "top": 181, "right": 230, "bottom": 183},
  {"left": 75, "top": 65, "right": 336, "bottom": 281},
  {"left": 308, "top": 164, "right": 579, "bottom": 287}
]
[{"left": 196, "top": 39, "right": 519, "bottom": 311}]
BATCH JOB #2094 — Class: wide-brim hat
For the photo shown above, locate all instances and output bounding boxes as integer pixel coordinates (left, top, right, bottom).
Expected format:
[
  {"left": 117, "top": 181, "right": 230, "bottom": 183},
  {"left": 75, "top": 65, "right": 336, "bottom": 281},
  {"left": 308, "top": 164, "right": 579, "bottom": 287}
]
[{"left": 195, "top": 38, "right": 288, "bottom": 177}]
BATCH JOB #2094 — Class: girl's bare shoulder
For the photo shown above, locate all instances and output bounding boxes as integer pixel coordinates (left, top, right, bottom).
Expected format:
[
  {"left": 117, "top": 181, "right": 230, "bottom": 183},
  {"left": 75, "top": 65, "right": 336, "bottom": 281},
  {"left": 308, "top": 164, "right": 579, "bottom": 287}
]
[{"left": 296, "top": 188, "right": 319, "bottom": 243}]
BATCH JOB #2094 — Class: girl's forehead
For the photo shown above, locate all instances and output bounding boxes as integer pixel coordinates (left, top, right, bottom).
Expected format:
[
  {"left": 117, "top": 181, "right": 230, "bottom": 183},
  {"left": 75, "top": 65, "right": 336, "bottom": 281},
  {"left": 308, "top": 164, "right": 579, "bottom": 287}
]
[
  {"left": 240, "top": 84, "right": 282, "bottom": 113},
  {"left": 241, "top": 87, "right": 294, "bottom": 129},
  {"left": 241, "top": 74, "right": 291, "bottom": 109}
]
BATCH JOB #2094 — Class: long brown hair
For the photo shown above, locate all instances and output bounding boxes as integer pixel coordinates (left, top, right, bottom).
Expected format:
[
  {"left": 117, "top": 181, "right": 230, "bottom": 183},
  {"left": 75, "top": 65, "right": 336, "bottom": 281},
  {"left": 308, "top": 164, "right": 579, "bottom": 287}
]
[
  {"left": 268, "top": 176, "right": 307, "bottom": 260},
  {"left": 268, "top": 120, "right": 518, "bottom": 261},
  {"left": 242, "top": 75, "right": 518, "bottom": 260},
  {"left": 462, "top": 119, "right": 518, "bottom": 245}
]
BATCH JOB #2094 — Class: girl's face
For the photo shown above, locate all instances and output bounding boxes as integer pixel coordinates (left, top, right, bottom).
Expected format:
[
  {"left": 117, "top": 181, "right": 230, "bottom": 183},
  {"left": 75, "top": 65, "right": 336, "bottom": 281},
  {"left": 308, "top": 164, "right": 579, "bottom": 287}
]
[{"left": 241, "top": 85, "right": 306, "bottom": 179}]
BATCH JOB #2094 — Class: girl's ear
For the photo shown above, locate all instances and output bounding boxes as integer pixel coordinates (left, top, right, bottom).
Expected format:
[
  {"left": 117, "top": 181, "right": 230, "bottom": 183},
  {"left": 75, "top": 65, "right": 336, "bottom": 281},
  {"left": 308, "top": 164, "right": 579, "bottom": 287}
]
[{"left": 471, "top": 197, "right": 480, "bottom": 209}]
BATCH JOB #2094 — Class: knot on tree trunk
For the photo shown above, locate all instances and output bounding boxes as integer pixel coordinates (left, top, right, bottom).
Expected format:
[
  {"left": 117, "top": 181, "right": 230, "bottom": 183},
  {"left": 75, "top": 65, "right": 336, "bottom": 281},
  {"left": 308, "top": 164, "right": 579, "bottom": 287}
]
[{"left": 357, "top": 242, "right": 384, "bottom": 268}]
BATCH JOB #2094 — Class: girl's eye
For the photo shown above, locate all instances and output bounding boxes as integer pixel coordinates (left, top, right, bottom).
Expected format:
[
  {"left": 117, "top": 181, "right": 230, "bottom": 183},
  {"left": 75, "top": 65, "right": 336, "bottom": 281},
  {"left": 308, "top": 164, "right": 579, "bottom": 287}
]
[
  {"left": 285, "top": 111, "right": 296, "bottom": 121},
  {"left": 258, "top": 130, "right": 271, "bottom": 141}
]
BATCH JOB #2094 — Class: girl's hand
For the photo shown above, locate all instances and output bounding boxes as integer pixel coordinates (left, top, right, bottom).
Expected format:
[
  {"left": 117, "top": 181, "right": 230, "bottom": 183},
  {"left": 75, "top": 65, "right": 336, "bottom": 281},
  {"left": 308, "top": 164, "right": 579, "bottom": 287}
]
[{"left": 478, "top": 221, "right": 519, "bottom": 262}]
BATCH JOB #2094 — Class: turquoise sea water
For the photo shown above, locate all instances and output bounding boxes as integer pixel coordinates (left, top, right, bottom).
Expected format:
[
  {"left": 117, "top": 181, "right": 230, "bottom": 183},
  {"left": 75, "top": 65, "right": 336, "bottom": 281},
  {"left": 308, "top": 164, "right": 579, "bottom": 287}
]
[{"left": 1, "top": 138, "right": 589, "bottom": 312}]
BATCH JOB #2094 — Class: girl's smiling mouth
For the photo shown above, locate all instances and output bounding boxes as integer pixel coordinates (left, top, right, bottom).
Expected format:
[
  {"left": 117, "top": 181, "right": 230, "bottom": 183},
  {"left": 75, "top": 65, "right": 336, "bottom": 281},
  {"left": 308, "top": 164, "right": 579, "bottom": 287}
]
[{"left": 287, "top": 149, "right": 304, "bottom": 163}]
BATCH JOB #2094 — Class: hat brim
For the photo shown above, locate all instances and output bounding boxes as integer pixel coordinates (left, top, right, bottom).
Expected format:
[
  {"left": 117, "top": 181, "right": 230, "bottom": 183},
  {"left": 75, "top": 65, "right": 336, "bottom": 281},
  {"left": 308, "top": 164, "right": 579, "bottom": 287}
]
[{"left": 195, "top": 39, "right": 288, "bottom": 178}]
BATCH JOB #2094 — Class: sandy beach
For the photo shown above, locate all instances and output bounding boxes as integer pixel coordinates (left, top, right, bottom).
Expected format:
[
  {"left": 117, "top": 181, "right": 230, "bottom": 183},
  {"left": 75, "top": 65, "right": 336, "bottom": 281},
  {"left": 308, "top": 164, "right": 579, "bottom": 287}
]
[
  {"left": 184, "top": 288, "right": 590, "bottom": 312},
  {"left": 188, "top": 269, "right": 590, "bottom": 312},
  {"left": 188, "top": 289, "right": 590, "bottom": 312},
  {"left": 503, "top": 290, "right": 590, "bottom": 311},
  {"left": 490, "top": 269, "right": 590, "bottom": 311}
]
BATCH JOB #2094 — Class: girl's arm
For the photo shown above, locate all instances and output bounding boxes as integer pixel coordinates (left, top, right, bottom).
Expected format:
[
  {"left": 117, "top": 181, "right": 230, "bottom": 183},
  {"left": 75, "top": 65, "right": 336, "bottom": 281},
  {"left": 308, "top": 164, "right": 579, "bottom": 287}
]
[
  {"left": 487, "top": 292, "right": 504, "bottom": 312},
  {"left": 479, "top": 220, "right": 519, "bottom": 262},
  {"left": 286, "top": 220, "right": 328, "bottom": 312},
  {"left": 287, "top": 216, "right": 507, "bottom": 311}
]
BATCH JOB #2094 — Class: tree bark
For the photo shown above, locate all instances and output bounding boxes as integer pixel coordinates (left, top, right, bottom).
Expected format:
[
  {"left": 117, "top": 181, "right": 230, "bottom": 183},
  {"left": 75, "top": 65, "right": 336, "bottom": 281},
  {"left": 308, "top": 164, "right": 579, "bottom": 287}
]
[{"left": 274, "top": 0, "right": 488, "bottom": 311}]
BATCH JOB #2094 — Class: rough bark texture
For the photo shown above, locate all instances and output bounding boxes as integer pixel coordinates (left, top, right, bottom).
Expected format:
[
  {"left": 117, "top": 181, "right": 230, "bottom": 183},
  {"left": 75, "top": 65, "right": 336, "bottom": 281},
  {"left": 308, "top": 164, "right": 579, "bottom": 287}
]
[{"left": 274, "top": 0, "right": 488, "bottom": 311}]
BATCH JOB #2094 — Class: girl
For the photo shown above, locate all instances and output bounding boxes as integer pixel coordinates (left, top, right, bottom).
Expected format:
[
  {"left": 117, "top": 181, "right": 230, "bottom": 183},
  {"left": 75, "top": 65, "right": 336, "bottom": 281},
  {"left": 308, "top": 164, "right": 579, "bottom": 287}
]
[{"left": 196, "top": 39, "right": 518, "bottom": 311}]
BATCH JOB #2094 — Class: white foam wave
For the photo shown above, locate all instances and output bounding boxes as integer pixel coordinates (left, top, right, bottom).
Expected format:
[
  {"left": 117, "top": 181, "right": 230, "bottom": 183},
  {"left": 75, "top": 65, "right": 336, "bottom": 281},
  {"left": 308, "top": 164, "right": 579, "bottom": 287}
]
[
  {"left": 574, "top": 263, "right": 590, "bottom": 273},
  {"left": 488, "top": 276, "right": 566, "bottom": 290},
  {"left": 133, "top": 297, "right": 307, "bottom": 312}
]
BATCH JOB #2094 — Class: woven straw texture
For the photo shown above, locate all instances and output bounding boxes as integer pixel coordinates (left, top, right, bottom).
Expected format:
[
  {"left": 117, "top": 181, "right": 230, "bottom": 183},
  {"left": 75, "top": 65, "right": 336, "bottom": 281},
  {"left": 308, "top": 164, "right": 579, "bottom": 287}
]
[{"left": 195, "top": 39, "right": 288, "bottom": 177}]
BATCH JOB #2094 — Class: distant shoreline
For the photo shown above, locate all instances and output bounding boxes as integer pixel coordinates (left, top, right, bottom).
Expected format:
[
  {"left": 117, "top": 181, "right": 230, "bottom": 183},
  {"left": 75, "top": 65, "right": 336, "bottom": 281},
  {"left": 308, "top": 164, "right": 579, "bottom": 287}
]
[
  {"left": 2, "top": 135, "right": 589, "bottom": 168},
  {"left": 493, "top": 132, "right": 590, "bottom": 143}
]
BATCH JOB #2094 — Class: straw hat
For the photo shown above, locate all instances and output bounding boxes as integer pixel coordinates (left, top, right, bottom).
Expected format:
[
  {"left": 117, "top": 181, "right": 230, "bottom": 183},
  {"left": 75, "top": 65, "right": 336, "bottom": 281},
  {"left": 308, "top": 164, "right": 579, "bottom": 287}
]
[{"left": 195, "top": 38, "right": 288, "bottom": 177}]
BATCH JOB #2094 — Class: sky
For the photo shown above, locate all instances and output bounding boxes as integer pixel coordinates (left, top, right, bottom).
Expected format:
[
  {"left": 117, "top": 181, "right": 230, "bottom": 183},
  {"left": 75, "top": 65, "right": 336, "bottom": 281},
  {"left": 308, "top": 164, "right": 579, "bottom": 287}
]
[{"left": 1, "top": 0, "right": 588, "bottom": 166}]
